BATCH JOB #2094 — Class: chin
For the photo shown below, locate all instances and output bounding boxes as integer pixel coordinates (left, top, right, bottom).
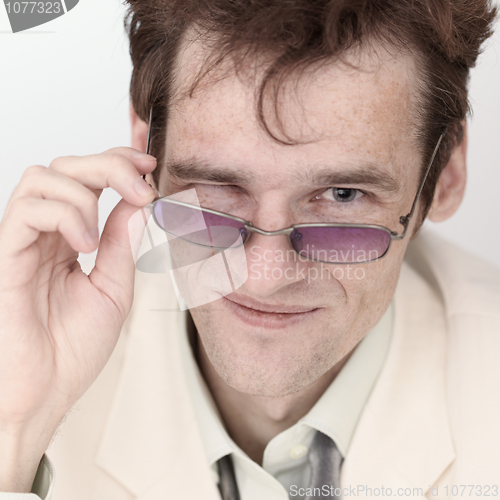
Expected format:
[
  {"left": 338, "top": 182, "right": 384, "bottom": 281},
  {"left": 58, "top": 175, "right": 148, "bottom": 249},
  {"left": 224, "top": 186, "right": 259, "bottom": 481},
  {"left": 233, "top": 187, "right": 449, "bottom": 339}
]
[
  {"left": 197, "top": 314, "right": 342, "bottom": 397},
  {"left": 218, "top": 355, "right": 327, "bottom": 398}
]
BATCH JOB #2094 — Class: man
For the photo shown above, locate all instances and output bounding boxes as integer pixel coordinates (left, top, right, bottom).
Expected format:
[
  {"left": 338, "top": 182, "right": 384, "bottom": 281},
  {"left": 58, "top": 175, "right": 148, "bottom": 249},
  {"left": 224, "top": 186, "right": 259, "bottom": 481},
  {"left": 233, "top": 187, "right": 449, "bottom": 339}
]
[{"left": 0, "top": 0, "right": 499, "bottom": 499}]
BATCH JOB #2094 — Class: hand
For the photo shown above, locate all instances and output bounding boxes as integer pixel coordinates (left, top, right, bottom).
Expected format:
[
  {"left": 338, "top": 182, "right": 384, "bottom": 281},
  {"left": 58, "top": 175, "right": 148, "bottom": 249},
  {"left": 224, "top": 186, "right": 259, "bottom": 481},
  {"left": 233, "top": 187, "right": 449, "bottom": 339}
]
[{"left": 0, "top": 148, "right": 157, "bottom": 492}]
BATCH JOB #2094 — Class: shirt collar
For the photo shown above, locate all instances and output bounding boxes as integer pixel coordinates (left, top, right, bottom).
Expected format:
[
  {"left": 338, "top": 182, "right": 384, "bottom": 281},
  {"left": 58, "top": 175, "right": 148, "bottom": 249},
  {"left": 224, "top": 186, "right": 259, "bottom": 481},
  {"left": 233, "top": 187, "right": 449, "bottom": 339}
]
[{"left": 300, "top": 301, "right": 393, "bottom": 456}]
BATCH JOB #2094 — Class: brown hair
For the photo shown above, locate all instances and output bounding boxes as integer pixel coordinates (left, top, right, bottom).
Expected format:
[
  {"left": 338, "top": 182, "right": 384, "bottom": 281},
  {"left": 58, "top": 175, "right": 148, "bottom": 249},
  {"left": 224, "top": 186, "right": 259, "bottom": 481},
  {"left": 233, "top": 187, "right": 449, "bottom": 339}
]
[{"left": 124, "top": 0, "right": 497, "bottom": 217}]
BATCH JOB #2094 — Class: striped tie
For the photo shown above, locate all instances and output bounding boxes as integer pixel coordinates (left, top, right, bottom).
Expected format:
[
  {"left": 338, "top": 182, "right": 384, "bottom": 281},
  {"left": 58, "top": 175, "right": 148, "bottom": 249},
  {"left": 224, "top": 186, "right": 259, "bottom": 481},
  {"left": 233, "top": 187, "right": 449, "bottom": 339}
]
[
  {"left": 305, "top": 431, "right": 343, "bottom": 499},
  {"left": 217, "top": 430, "right": 342, "bottom": 500}
]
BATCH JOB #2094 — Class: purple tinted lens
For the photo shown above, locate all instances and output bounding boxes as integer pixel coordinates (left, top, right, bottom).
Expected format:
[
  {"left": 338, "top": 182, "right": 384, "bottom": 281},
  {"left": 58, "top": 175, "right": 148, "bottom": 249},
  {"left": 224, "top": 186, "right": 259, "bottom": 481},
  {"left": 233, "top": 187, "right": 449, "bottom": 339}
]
[
  {"left": 153, "top": 200, "right": 247, "bottom": 248},
  {"left": 290, "top": 226, "right": 391, "bottom": 263}
]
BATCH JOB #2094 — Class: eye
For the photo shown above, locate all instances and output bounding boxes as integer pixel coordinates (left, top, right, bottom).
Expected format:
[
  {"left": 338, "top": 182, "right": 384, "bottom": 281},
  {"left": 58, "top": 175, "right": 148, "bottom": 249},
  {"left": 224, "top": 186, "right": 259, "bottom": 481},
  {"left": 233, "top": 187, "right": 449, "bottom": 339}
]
[{"left": 317, "top": 188, "right": 365, "bottom": 203}]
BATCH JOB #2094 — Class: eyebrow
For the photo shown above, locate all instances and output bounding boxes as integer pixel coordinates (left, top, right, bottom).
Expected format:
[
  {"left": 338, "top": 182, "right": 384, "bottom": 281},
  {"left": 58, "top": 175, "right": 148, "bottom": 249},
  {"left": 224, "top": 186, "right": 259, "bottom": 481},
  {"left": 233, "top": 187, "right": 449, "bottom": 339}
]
[
  {"left": 167, "top": 159, "right": 255, "bottom": 184},
  {"left": 167, "top": 158, "right": 400, "bottom": 193},
  {"left": 296, "top": 165, "right": 400, "bottom": 193}
]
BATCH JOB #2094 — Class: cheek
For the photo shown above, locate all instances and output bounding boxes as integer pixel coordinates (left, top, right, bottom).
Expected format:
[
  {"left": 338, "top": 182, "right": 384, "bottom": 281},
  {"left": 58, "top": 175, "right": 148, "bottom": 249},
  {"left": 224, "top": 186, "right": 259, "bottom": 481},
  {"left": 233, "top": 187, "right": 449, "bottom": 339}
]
[
  {"left": 363, "top": 245, "right": 406, "bottom": 305},
  {"left": 331, "top": 246, "right": 405, "bottom": 319},
  {"left": 323, "top": 253, "right": 401, "bottom": 295}
]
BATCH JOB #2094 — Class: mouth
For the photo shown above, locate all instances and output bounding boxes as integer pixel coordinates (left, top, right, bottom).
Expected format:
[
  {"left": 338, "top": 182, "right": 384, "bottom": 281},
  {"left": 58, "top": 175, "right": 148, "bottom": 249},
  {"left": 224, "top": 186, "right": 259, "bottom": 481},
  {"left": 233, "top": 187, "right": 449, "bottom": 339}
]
[{"left": 222, "top": 294, "right": 321, "bottom": 329}]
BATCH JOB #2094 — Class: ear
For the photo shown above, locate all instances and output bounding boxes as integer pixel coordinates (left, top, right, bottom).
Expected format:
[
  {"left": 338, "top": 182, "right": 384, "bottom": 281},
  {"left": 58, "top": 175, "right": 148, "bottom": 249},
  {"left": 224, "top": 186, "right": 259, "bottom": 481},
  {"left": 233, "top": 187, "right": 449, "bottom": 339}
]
[
  {"left": 427, "top": 123, "right": 467, "bottom": 223},
  {"left": 130, "top": 102, "right": 156, "bottom": 187}
]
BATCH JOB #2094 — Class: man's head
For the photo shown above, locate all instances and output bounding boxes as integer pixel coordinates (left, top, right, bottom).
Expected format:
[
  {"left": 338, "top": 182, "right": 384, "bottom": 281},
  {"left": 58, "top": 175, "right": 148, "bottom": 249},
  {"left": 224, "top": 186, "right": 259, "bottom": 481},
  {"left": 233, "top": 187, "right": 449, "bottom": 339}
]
[{"left": 125, "top": 0, "right": 496, "bottom": 397}]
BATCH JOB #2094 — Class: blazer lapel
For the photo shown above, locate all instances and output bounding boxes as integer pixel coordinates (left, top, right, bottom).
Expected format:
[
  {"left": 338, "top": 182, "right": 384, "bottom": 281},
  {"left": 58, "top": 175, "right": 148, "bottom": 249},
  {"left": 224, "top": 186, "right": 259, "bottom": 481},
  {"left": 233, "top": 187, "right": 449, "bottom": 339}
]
[
  {"left": 342, "top": 262, "right": 455, "bottom": 496},
  {"left": 95, "top": 271, "right": 221, "bottom": 500}
]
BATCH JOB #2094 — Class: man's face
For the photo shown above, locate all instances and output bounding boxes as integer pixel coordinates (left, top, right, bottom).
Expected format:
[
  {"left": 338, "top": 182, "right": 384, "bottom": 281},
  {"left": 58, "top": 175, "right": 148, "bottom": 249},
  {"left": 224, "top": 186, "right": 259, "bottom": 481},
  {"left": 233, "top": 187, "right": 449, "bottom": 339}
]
[{"left": 158, "top": 40, "right": 424, "bottom": 397}]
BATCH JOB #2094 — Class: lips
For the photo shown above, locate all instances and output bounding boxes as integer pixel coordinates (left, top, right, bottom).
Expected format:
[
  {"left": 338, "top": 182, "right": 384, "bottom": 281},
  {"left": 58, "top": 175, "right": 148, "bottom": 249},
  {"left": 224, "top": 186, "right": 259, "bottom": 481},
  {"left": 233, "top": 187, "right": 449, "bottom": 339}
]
[
  {"left": 226, "top": 293, "right": 319, "bottom": 314},
  {"left": 222, "top": 294, "right": 321, "bottom": 329}
]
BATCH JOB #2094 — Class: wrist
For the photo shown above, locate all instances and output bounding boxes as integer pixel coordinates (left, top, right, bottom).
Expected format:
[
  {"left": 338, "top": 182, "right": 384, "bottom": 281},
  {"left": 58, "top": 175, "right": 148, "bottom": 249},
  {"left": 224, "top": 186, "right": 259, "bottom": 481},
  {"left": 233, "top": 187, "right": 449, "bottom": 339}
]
[{"left": 0, "top": 414, "right": 62, "bottom": 492}]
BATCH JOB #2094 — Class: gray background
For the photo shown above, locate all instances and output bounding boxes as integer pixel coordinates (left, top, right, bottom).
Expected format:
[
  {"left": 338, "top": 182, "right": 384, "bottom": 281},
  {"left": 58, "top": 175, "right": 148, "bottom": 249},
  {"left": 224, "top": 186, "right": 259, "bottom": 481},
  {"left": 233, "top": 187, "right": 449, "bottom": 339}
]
[{"left": 0, "top": 0, "right": 499, "bottom": 271}]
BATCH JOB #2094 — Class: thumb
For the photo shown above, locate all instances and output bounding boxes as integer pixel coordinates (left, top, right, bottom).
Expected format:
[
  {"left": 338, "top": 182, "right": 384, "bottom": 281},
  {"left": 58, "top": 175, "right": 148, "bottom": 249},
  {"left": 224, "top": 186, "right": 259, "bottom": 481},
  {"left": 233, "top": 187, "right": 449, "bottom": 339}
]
[{"left": 89, "top": 199, "right": 147, "bottom": 318}]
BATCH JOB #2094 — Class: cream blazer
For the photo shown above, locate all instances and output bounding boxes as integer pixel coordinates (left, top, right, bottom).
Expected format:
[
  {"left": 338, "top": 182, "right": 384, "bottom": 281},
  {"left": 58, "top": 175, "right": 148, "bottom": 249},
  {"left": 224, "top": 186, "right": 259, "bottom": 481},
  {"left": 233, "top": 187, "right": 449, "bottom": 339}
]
[{"left": 43, "top": 231, "right": 500, "bottom": 500}]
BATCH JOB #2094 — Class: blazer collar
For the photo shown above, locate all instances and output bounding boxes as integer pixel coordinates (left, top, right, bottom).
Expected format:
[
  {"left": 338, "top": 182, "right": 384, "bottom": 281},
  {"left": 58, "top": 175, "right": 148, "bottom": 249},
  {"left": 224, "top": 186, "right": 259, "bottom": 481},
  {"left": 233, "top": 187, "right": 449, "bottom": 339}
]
[{"left": 342, "top": 261, "right": 455, "bottom": 495}]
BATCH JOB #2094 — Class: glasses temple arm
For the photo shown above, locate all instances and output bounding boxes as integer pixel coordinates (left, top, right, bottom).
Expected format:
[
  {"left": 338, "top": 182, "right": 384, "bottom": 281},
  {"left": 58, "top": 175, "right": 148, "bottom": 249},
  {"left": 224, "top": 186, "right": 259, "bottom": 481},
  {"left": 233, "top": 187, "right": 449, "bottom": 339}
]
[
  {"left": 142, "top": 107, "right": 154, "bottom": 182},
  {"left": 398, "top": 131, "right": 445, "bottom": 233}
]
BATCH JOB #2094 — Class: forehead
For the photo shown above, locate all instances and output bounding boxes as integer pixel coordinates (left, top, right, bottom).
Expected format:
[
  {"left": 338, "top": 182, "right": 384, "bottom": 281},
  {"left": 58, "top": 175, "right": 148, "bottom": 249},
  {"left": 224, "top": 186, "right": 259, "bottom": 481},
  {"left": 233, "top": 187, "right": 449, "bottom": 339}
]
[{"left": 165, "top": 38, "right": 422, "bottom": 180}]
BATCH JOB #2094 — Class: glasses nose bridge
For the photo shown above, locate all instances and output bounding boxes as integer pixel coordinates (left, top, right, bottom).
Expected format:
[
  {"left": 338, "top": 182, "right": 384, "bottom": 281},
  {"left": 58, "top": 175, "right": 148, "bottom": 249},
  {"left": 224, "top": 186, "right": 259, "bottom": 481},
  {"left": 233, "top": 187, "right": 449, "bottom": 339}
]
[{"left": 245, "top": 225, "right": 295, "bottom": 238}]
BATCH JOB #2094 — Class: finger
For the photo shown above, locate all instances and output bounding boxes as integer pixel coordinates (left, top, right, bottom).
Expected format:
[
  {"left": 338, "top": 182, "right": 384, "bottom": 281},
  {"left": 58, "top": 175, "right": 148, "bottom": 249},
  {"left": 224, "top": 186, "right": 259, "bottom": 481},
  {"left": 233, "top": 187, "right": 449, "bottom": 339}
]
[
  {"left": 48, "top": 148, "right": 158, "bottom": 207},
  {"left": 7, "top": 165, "right": 99, "bottom": 230},
  {"left": 89, "top": 199, "right": 143, "bottom": 315},
  {"left": 0, "top": 197, "right": 97, "bottom": 257}
]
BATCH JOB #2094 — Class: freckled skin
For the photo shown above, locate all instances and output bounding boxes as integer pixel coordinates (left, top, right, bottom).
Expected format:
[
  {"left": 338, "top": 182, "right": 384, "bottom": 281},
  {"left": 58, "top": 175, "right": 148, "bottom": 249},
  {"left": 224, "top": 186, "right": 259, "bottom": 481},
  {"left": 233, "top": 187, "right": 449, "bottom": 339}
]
[{"left": 158, "top": 40, "right": 425, "bottom": 399}]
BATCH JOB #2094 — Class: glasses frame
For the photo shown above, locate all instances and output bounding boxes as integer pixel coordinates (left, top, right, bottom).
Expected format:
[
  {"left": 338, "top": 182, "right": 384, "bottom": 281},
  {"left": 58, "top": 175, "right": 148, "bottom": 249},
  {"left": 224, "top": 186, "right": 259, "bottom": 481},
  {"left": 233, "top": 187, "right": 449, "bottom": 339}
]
[{"left": 144, "top": 109, "right": 445, "bottom": 264}]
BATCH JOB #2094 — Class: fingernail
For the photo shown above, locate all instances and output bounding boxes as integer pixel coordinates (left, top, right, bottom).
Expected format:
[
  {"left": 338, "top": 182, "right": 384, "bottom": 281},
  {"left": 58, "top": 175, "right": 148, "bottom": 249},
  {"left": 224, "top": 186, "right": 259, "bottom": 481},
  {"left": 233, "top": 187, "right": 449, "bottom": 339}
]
[
  {"left": 85, "top": 226, "right": 99, "bottom": 246},
  {"left": 132, "top": 152, "right": 156, "bottom": 162},
  {"left": 134, "top": 176, "right": 154, "bottom": 197}
]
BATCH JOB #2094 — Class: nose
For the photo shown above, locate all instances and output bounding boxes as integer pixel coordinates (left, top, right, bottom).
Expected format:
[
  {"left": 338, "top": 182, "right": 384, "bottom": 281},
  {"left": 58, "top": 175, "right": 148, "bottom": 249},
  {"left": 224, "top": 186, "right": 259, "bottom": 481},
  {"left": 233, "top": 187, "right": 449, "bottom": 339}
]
[{"left": 240, "top": 227, "right": 313, "bottom": 298}]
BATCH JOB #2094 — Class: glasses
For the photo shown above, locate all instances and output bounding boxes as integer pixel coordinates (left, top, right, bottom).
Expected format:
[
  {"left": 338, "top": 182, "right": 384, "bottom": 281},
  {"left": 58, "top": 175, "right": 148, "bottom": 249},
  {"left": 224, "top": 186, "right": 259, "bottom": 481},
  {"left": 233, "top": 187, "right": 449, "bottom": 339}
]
[{"left": 144, "top": 111, "right": 444, "bottom": 265}]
